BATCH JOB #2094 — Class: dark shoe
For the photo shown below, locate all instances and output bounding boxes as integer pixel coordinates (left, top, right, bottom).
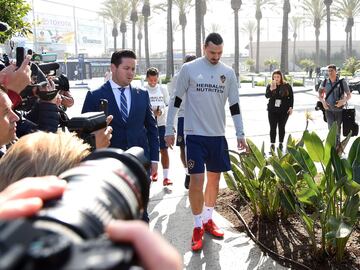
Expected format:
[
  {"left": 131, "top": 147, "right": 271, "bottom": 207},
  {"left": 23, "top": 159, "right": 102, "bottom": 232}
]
[
  {"left": 279, "top": 143, "right": 283, "bottom": 151},
  {"left": 203, "top": 219, "right": 224, "bottom": 238},
  {"left": 184, "top": 174, "right": 190, "bottom": 189},
  {"left": 163, "top": 178, "right": 173, "bottom": 186},
  {"left": 191, "top": 227, "right": 204, "bottom": 251}
]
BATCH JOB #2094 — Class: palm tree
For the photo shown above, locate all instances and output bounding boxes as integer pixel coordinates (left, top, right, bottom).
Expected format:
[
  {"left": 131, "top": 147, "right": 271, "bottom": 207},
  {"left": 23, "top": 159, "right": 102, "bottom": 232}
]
[
  {"left": 137, "top": 15, "right": 144, "bottom": 59},
  {"left": 290, "top": 16, "right": 302, "bottom": 71},
  {"left": 254, "top": 0, "right": 276, "bottom": 73},
  {"left": 99, "top": 0, "right": 120, "bottom": 52},
  {"left": 119, "top": 1, "right": 131, "bottom": 49},
  {"left": 142, "top": 0, "right": 151, "bottom": 68},
  {"left": 324, "top": 0, "right": 332, "bottom": 65},
  {"left": 130, "top": 0, "right": 140, "bottom": 52},
  {"left": 200, "top": 0, "right": 207, "bottom": 41},
  {"left": 195, "top": 0, "right": 202, "bottom": 56},
  {"left": 241, "top": 20, "right": 256, "bottom": 60},
  {"left": 174, "top": 0, "right": 193, "bottom": 61},
  {"left": 231, "top": 0, "right": 242, "bottom": 81},
  {"left": 280, "top": 0, "right": 291, "bottom": 74},
  {"left": 334, "top": 0, "right": 360, "bottom": 58},
  {"left": 302, "top": 0, "right": 326, "bottom": 68},
  {"left": 166, "top": 0, "right": 174, "bottom": 79}
]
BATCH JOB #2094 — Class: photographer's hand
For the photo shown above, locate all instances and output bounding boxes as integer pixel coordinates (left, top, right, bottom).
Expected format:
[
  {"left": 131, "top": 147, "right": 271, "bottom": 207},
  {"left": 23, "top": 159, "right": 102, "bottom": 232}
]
[
  {"left": 0, "top": 57, "right": 31, "bottom": 93},
  {"left": 0, "top": 176, "right": 66, "bottom": 219},
  {"left": 106, "top": 220, "right": 182, "bottom": 270},
  {"left": 93, "top": 115, "right": 113, "bottom": 149}
]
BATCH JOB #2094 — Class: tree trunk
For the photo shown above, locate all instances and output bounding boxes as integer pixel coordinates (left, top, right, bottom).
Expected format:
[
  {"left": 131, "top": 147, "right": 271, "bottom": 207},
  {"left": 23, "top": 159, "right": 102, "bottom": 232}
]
[
  {"left": 315, "top": 28, "right": 320, "bottom": 67},
  {"left": 234, "top": 9, "right": 239, "bottom": 81},
  {"left": 195, "top": 0, "right": 202, "bottom": 57},
  {"left": 293, "top": 35, "right": 297, "bottom": 71},
  {"left": 326, "top": 4, "right": 331, "bottom": 65},
  {"left": 345, "top": 32, "right": 349, "bottom": 58},
  {"left": 122, "top": 33, "right": 125, "bottom": 49},
  {"left": 250, "top": 37, "right": 253, "bottom": 60},
  {"left": 144, "top": 16, "right": 150, "bottom": 68},
  {"left": 182, "top": 26, "right": 185, "bottom": 61},
  {"left": 166, "top": 0, "right": 174, "bottom": 79},
  {"left": 132, "top": 21, "right": 136, "bottom": 52},
  {"left": 255, "top": 19, "right": 260, "bottom": 73},
  {"left": 280, "top": 0, "right": 290, "bottom": 74},
  {"left": 349, "top": 27, "right": 353, "bottom": 57}
]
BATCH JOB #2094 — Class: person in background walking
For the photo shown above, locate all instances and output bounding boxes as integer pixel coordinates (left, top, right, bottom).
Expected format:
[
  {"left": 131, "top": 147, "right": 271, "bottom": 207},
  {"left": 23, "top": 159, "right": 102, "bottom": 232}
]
[
  {"left": 265, "top": 69, "right": 293, "bottom": 152},
  {"left": 145, "top": 67, "right": 172, "bottom": 186}
]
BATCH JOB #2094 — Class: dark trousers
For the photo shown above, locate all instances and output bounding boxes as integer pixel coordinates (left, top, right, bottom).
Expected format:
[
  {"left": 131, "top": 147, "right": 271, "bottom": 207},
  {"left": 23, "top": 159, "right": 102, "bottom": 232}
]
[
  {"left": 325, "top": 110, "right": 342, "bottom": 146},
  {"left": 268, "top": 111, "right": 289, "bottom": 144}
]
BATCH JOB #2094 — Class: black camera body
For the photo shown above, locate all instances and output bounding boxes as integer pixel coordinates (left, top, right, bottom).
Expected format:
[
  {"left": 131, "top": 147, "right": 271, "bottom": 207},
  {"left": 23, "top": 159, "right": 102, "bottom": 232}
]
[
  {"left": 62, "top": 111, "right": 108, "bottom": 150},
  {"left": 0, "top": 147, "right": 150, "bottom": 270}
]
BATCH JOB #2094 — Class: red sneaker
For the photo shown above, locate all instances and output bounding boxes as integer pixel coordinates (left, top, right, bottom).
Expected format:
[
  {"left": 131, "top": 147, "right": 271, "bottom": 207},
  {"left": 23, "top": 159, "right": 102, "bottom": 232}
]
[
  {"left": 191, "top": 227, "right": 204, "bottom": 251},
  {"left": 151, "top": 173, "right": 158, "bottom": 182},
  {"left": 203, "top": 219, "right": 224, "bottom": 238},
  {"left": 163, "top": 178, "right": 173, "bottom": 186}
]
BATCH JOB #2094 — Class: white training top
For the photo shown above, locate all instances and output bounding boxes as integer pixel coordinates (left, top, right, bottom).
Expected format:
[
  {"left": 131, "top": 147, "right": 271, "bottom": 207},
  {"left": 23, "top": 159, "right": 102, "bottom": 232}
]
[
  {"left": 165, "top": 57, "right": 245, "bottom": 138},
  {"left": 145, "top": 84, "right": 169, "bottom": 127},
  {"left": 167, "top": 72, "right": 185, "bottom": 118}
]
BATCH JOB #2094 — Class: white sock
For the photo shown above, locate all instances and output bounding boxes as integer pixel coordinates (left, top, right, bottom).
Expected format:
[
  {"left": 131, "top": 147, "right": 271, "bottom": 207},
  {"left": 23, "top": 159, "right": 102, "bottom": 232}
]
[
  {"left": 202, "top": 206, "right": 214, "bottom": 223},
  {"left": 163, "top": 169, "right": 169, "bottom": 179},
  {"left": 194, "top": 214, "right": 203, "bottom": 228},
  {"left": 185, "top": 167, "right": 189, "bottom": 175}
]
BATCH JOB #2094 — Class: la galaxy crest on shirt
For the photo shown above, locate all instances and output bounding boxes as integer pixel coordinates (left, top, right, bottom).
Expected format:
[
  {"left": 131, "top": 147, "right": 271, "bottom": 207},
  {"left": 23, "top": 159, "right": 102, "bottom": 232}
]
[{"left": 220, "top": 75, "right": 226, "bottom": 83}]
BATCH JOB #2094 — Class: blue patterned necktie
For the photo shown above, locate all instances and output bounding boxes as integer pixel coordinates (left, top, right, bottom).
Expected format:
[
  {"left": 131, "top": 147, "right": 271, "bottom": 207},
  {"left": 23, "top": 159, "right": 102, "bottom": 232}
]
[{"left": 119, "top": 87, "right": 128, "bottom": 122}]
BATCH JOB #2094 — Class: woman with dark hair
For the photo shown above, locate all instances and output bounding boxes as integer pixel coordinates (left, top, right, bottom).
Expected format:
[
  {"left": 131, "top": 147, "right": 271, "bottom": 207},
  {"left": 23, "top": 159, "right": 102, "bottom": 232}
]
[{"left": 265, "top": 69, "right": 294, "bottom": 152}]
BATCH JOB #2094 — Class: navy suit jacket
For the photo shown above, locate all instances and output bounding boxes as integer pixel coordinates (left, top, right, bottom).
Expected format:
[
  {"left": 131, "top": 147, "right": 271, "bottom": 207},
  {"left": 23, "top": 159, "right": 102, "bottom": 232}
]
[{"left": 81, "top": 81, "right": 159, "bottom": 161}]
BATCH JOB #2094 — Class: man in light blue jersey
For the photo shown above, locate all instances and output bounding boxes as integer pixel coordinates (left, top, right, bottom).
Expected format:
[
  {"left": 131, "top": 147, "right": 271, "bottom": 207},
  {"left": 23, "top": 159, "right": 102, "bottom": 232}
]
[{"left": 165, "top": 33, "right": 248, "bottom": 251}]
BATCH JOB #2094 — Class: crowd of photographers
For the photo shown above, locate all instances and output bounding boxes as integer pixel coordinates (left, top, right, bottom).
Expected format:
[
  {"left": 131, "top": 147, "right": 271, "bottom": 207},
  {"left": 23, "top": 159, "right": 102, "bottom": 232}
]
[{"left": 0, "top": 24, "right": 181, "bottom": 269}]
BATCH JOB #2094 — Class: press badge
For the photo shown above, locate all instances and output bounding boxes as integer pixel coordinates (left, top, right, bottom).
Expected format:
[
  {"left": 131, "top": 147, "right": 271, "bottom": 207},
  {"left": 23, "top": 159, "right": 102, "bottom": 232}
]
[{"left": 275, "top": 99, "right": 282, "bottom": 107}]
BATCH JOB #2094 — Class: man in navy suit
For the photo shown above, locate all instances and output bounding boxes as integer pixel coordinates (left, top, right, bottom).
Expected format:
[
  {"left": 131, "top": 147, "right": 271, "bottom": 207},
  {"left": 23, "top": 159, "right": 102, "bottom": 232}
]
[{"left": 82, "top": 50, "right": 159, "bottom": 221}]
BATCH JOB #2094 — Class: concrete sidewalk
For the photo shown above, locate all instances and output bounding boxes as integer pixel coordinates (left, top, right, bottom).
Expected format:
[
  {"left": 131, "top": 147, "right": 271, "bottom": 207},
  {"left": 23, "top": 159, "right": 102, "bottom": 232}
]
[{"left": 148, "top": 146, "right": 286, "bottom": 270}]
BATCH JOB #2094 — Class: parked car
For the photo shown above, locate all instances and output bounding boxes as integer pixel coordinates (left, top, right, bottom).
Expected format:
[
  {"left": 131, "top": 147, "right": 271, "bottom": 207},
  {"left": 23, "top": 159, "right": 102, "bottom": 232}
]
[{"left": 348, "top": 70, "right": 360, "bottom": 94}]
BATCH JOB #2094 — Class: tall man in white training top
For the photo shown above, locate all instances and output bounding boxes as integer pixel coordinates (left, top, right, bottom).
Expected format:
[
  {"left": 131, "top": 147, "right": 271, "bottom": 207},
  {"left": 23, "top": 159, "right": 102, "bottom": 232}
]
[{"left": 165, "top": 33, "right": 248, "bottom": 251}]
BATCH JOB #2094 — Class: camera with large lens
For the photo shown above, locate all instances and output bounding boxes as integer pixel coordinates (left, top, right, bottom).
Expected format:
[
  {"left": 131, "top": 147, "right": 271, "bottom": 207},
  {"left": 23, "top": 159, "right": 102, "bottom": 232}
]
[{"left": 0, "top": 147, "right": 150, "bottom": 270}]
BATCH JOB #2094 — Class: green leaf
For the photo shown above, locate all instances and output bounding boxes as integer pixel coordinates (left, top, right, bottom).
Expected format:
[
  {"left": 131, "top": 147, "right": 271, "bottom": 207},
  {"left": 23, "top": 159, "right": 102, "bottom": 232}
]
[
  {"left": 343, "top": 195, "right": 360, "bottom": 220},
  {"left": 348, "top": 137, "right": 360, "bottom": 166},
  {"left": 271, "top": 160, "right": 297, "bottom": 186},
  {"left": 324, "top": 123, "right": 337, "bottom": 165},
  {"left": 279, "top": 188, "right": 296, "bottom": 213},
  {"left": 297, "top": 188, "right": 318, "bottom": 205},
  {"left": 343, "top": 180, "right": 360, "bottom": 197},
  {"left": 299, "top": 147, "right": 318, "bottom": 177},
  {"left": 224, "top": 172, "right": 237, "bottom": 191},
  {"left": 336, "top": 222, "right": 352, "bottom": 239},
  {"left": 246, "top": 139, "right": 265, "bottom": 168},
  {"left": 303, "top": 130, "right": 324, "bottom": 163},
  {"left": 229, "top": 153, "right": 239, "bottom": 165},
  {"left": 331, "top": 147, "right": 346, "bottom": 183},
  {"left": 303, "top": 173, "right": 319, "bottom": 194}
]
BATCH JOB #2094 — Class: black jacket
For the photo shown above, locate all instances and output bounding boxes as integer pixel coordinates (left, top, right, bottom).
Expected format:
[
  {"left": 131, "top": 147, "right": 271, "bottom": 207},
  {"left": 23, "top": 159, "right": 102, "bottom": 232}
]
[
  {"left": 265, "top": 83, "right": 294, "bottom": 113},
  {"left": 16, "top": 101, "right": 60, "bottom": 138}
]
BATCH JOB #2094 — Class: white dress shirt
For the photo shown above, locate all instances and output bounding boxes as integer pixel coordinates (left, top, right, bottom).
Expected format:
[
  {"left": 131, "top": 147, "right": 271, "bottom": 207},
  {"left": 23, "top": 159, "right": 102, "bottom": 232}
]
[{"left": 109, "top": 79, "right": 131, "bottom": 114}]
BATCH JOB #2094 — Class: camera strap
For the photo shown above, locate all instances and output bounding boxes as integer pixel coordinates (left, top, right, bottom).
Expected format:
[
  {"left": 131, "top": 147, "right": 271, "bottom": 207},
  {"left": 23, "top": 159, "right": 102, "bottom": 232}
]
[{"left": 325, "top": 79, "right": 343, "bottom": 101}]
